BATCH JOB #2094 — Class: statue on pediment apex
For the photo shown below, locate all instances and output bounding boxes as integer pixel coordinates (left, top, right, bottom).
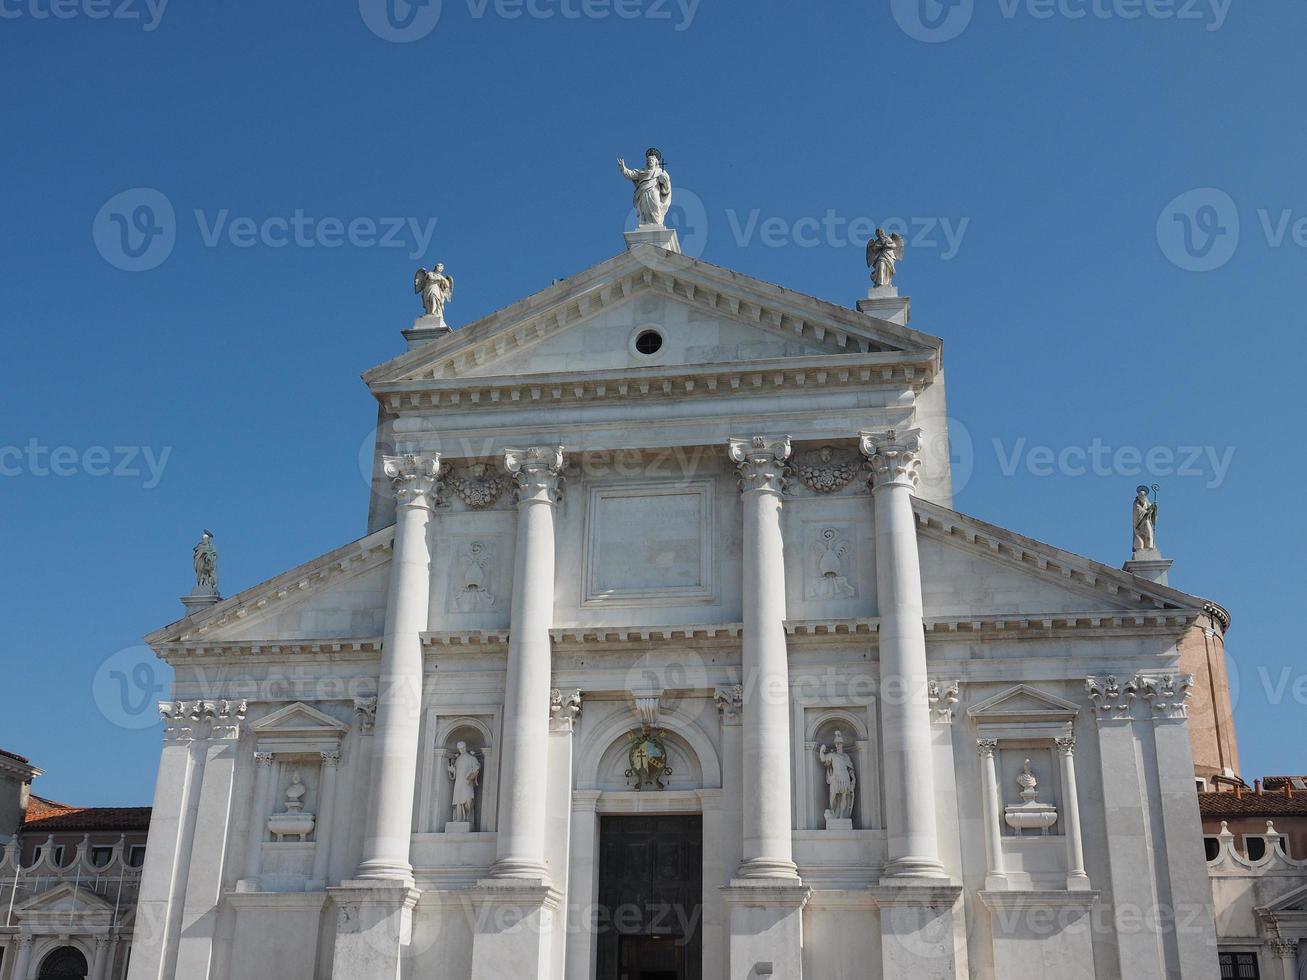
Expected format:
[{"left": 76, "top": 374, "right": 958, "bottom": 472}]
[{"left": 618, "top": 147, "right": 672, "bottom": 227}]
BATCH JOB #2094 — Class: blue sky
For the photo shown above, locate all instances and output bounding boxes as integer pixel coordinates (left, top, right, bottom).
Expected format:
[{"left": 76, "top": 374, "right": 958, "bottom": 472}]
[{"left": 1, "top": 0, "right": 1301, "bottom": 805}]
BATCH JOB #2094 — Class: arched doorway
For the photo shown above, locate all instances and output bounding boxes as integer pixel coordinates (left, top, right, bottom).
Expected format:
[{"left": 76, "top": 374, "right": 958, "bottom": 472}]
[{"left": 38, "top": 945, "right": 88, "bottom": 978}]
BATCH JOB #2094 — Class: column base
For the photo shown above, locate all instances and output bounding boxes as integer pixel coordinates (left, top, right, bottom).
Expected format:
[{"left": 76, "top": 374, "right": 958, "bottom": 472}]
[
  {"left": 353, "top": 858, "right": 416, "bottom": 890},
  {"left": 882, "top": 856, "right": 950, "bottom": 880},
  {"left": 736, "top": 857, "right": 801, "bottom": 880},
  {"left": 721, "top": 879, "right": 810, "bottom": 980},
  {"left": 467, "top": 878, "right": 562, "bottom": 980},
  {"left": 327, "top": 881, "right": 420, "bottom": 980},
  {"left": 871, "top": 882, "right": 964, "bottom": 980},
  {"left": 486, "top": 856, "right": 552, "bottom": 880}
]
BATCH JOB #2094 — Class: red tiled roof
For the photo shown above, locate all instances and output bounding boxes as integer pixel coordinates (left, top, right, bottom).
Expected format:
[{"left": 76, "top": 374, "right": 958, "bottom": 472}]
[
  {"left": 1198, "top": 790, "right": 1307, "bottom": 818},
  {"left": 23, "top": 797, "right": 151, "bottom": 832}
]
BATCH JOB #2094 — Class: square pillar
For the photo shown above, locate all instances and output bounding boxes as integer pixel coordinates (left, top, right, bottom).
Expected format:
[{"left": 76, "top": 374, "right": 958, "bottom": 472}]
[
  {"left": 327, "top": 882, "right": 420, "bottom": 980},
  {"left": 721, "top": 880, "right": 810, "bottom": 979},
  {"left": 467, "top": 880, "right": 562, "bottom": 980},
  {"left": 872, "top": 883, "right": 964, "bottom": 980}
]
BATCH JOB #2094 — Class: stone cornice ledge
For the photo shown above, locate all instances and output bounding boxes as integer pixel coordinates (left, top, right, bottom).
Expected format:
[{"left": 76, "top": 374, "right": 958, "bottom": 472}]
[
  {"left": 154, "top": 638, "right": 382, "bottom": 665},
  {"left": 422, "top": 630, "right": 511, "bottom": 651},
  {"left": 550, "top": 624, "right": 744, "bottom": 650},
  {"left": 868, "top": 882, "right": 964, "bottom": 908},
  {"left": 978, "top": 889, "right": 1100, "bottom": 911}
]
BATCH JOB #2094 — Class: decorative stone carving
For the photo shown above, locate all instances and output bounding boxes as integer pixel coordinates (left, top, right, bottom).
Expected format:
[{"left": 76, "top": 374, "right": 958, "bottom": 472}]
[
  {"left": 858, "top": 429, "right": 922, "bottom": 490},
  {"left": 618, "top": 147, "right": 672, "bottom": 227},
  {"left": 927, "top": 679, "right": 961, "bottom": 724},
  {"left": 549, "top": 688, "right": 582, "bottom": 733},
  {"left": 625, "top": 727, "right": 672, "bottom": 791},
  {"left": 383, "top": 453, "right": 441, "bottom": 503},
  {"left": 728, "top": 435, "right": 792, "bottom": 494},
  {"left": 192, "top": 529, "right": 219, "bottom": 594},
  {"left": 414, "top": 262, "right": 453, "bottom": 322},
  {"left": 158, "top": 699, "right": 247, "bottom": 741},
  {"left": 818, "top": 730, "right": 857, "bottom": 829},
  {"left": 268, "top": 770, "right": 315, "bottom": 841},
  {"left": 453, "top": 540, "right": 496, "bottom": 611},
  {"left": 807, "top": 527, "right": 855, "bottom": 600},
  {"left": 632, "top": 692, "right": 661, "bottom": 730},
  {"left": 976, "top": 738, "right": 999, "bottom": 757},
  {"left": 447, "top": 741, "right": 481, "bottom": 829},
  {"left": 353, "top": 696, "right": 377, "bottom": 734},
  {"left": 1053, "top": 736, "right": 1075, "bottom": 755},
  {"left": 791, "top": 446, "right": 860, "bottom": 495},
  {"left": 503, "top": 446, "right": 565, "bottom": 503},
  {"left": 713, "top": 685, "right": 743, "bottom": 722},
  {"left": 1132, "top": 484, "right": 1159, "bottom": 555},
  {"left": 1003, "top": 759, "right": 1058, "bottom": 835},
  {"left": 1086, "top": 674, "right": 1137, "bottom": 719},
  {"left": 866, "top": 227, "right": 904, "bottom": 289},
  {"left": 448, "top": 462, "right": 510, "bottom": 510},
  {"left": 1138, "top": 673, "right": 1194, "bottom": 719}
]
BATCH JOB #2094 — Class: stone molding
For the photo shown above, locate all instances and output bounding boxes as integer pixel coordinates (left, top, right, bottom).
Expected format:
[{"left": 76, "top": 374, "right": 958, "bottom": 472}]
[
  {"left": 382, "top": 453, "right": 441, "bottom": 505},
  {"left": 728, "top": 436, "right": 792, "bottom": 495},
  {"left": 858, "top": 428, "right": 922, "bottom": 491}
]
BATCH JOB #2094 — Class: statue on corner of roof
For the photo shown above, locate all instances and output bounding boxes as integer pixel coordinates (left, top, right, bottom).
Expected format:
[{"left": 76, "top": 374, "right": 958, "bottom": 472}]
[
  {"left": 866, "top": 227, "right": 904, "bottom": 290},
  {"left": 618, "top": 147, "right": 673, "bottom": 227},
  {"left": 1132, "top": 484, "right": 1159, "bottom": 556},
  {"left": 192, "top": 529, "right": 218, "bottom": 595},
  {"left": 414, "top": 262, "right": 454, "bottom": 326}
]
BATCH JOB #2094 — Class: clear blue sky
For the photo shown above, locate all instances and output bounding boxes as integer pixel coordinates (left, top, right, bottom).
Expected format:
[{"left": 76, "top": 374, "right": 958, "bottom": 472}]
[{"left": 2, "top": 0, "right": 1301, "bottom": 806}]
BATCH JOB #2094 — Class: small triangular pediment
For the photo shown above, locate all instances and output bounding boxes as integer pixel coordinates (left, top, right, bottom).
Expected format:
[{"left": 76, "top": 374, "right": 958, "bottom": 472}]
[
  {"left": 364, "top": 250, "right": 941, "bottom": 388},
  {"left": 1264, "top": 881, "right": 1307, "bottom": 913},
  {"left": 968, "top": 684, "right": 1080, "bottom": 722},
  {"left": 250, "top": 701, "right": 349, "bottom": 735},
  {"left": 18, "top": 882, "right": 115, "bottom": 915}
]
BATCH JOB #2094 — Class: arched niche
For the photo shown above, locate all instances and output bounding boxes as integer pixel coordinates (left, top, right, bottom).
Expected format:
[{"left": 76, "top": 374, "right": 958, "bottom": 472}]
[
  {"left": 576, "top": 709, "right": 721, "bottom": 793},
  {"left": 430, "top": 716, "right": 496, "bottom": 833},
  {"left": 38, "top": 945, "right": 88, "bottom": 978},
  {"left": 802, "top": 708, "right": 874, "bottom": 831},
  {"left": 595, "top": 728, "right": 703, "bottom": 792}
]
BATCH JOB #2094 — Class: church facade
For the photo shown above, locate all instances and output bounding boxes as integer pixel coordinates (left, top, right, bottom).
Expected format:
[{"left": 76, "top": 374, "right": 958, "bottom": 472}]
[{"left": 124, "top": 206, "right": 1235, "bottom": 979}]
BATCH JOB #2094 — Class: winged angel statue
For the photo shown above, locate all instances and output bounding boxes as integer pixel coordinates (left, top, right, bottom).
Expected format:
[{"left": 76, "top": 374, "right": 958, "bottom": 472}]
[
  {"left": 866, "top": 228, "right": 904, "bottom": 289},
  {"left": 415, "top": 262, "right": 454, "bottom": 321}
]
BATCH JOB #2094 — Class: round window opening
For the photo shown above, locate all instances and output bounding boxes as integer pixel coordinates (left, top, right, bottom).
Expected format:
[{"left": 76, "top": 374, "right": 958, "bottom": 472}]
[{"left": 634, "top": 329, "right": 664, "bottom": 356}]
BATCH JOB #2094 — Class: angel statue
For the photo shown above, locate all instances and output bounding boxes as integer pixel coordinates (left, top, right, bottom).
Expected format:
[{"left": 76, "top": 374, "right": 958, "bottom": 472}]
[
  {"left": 414, "top": 262, "right": 454, "bottom": 322},
  {"left": 866, "top": 228, "right": 904, "bottom": 289},
  {"left": 1132, "top": 484, "right": 1159, "bottom": 554},
  {"left": 818, "top": 730, "right": 856, "bottom": 823},
  {"left": 618, "top": 147, "right": 672, "bottom": 227},
  {"left": 192, "top": 529, "right": 218, "bottom": 595}
]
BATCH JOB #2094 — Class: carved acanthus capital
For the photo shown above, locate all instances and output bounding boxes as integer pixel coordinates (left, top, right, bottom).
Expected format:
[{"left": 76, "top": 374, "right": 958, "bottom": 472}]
[
  {"left": 353, "top": 696, "right": 378, "bottom": 734},
  {"left": 1054, "top": 736, "right": 1076, "bottom": 756},
  {"left": 1086, "top": 674, "right": 1138, "bottom": 721},
  {"left": 728, "top": 436, "right": 792, "bottom": 494},
  {"left": 859, "top": 429, "right": 922, "bottom": 491},
  {"left": 254, "top": 751, "right": 274, "bottom": 767},
  {"left": 714, "top": 685, "right": 744, "bottom": 723},
  {"left": 503, "top": 446, "right": 565, "bottom": 504},
  {"left": 791, "top": 446, "right": 861, "bottom": 495},
  {"left": 550, "top": 688, "right": 582, "bottom": 733},
  {"left": 976, "top": 738, "right": 999, "bottom": 757},
  {"left": 927, "top": 679, "right": 960, "bottom": 724},
  {"left": 1269, "top": 939, "right": 1299, "bottom": 959},
  {"left": 159, "top": 699, "right": 247, "bottom": 741},
  {"left": 321, "top": 750, "right": 341, "bottom": 767},
  {"left": 1138, "top": 673, "right": 1194, "bottom": 719},
  {"left": 383, "top": 453, "right": 441, "bottom": 506},
  {"left": 448, "top": 462, "right": 510, "bottom": 510}
]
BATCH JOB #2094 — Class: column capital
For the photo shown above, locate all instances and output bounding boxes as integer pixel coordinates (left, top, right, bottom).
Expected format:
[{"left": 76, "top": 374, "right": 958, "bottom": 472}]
[
  {"left": 859, "top": 428, "right": 922, "bottom": 491},
  {"left": 714, "top": 685, "right": 744, "bottom": 723},
  {"left": 321, "top": 749, "right": 341, "bottom": 767},
  {"left": 1270, "top": 939, "right": 1299, "bottom": 958},
  {"left": 728, "top": 435, "right": 792, "bottom": 494},
  {"left": 13, "top": 932, "right": 34, "bottom": 948},
  {"left": 253, "top": 751, "right": 274, "bottom": 766},
  {"left": 1054, "top": 735, "right": 1076, "bottom": 755},
  {"left": 549, "top": 688, "right": 582, "bottom": 733},
  {"left": 976, "top": 738, "right": 999, "bottom": 757},
  {"left": 353, "top": 696, "right": 377, "bottom": 734},
  {"left": 383, "top": 453, "right": 441, "bottom": 506},
  {"left": 503, "top": 446, "right": 565, "bottom": 503}
]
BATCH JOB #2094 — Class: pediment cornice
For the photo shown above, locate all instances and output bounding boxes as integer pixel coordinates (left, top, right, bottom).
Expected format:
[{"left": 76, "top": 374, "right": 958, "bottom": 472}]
[{"left": 363, "top": 251, "right": 942, "bottom": 396}]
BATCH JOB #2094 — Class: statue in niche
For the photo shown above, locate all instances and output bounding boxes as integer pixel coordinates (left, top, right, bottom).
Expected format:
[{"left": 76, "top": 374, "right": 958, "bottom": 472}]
[
  {"left": 1132, "top": 484, "right": 1159, "bottom": 554},
  {"left": 866, "top": 227, "right": 904, "bottom": 289},
  {"left": 267, "top": 769, "right": 315, "bottom": 841},
  {"left": 1004, "top": 758, "right": 1058, "bottom": 834},
  {"left": 192, "top": 529, "right": 218, "bottom": 594},
  {"left": 808, "top": 527, "right": 855, "bottom": 600},
  {"left": 414, "top": 262, "right": 454, "bottom": 321},
  {"left": 617, "top": 148, "right": 672, "bottom": 227},
  {"left": 453, "top": 541, "right": 495, "bottom": 611},
  {"left": 818, "top": 730, "right": 857, "bottom": 824},
  {"left": 447, "top": 741, "right": 481, "bottom": 825}
]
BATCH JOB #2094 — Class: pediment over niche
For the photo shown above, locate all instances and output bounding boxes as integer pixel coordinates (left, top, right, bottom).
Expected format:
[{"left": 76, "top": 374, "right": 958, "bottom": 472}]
[
  {"left": 968, "top": 685, "right": 1081, "bottom": 724},
  {"left": 250, "top": 701, "right": 350, "bottom": 737}
]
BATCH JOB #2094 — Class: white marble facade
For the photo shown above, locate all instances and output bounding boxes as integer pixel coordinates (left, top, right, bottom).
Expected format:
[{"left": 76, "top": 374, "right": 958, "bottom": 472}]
[{"left": 125, "top": 237, "right": 1228, "bottom": 979}]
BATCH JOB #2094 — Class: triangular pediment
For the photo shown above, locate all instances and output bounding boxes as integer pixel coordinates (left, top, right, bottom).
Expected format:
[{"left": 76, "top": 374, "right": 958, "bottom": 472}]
[
  {"left": 364, "top": 249, "right": 941, "bottom": 389},
  {"left": 18, "top": 882, "right": 115, "bottom": 915},
  {"left": 968, "top": 685, "right": 1081, "bottom": 722},
  {"left": 146, "top": 527, "right": 394, "bottom": 647},
  {"left": 250, "top": 701, "right": 349, "bottom": 735}
]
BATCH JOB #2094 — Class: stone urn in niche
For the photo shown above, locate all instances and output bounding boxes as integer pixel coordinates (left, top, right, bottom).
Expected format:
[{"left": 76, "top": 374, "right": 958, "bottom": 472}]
[
  {"left": 267, "top": 770, "right": 316, "bottom": 841},
  {"left": 1003, "top": 759, "right": 1058, "bottom": 835}
]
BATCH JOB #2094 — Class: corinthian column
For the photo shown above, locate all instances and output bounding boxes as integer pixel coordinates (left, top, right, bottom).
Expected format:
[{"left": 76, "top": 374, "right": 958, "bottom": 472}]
[
  {"left": 490, "top": 446, "right": 564, "bottom": 881},
  {"left": 729, "top": 436, "right": 799, "bottom": 879},
  {"left": 356, "top": 452, "right": 440, "bottom": 884},
  {"left": 860, "top": 430, "right": 945, "bottom": 879}
]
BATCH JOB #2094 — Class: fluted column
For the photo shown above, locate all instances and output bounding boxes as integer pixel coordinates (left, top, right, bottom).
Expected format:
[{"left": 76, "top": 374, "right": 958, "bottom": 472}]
[
  {"left": 490, "top": 446, "right": 564, "bottom": 880},
  {"left": 729, "top": 435, "right": 799, "bottom": 879},
  {"left": 357, "top": 452, "right": 440, "bottom": 883},
  {"left": 977, "top": 739, "right": 1006, "bottom": 889},
  {"left": 1055, "top": 736, "right": 1090, "bottom": 889},
  {"left": 860, "top": 429, "right": 945, "bottom": 879}
]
